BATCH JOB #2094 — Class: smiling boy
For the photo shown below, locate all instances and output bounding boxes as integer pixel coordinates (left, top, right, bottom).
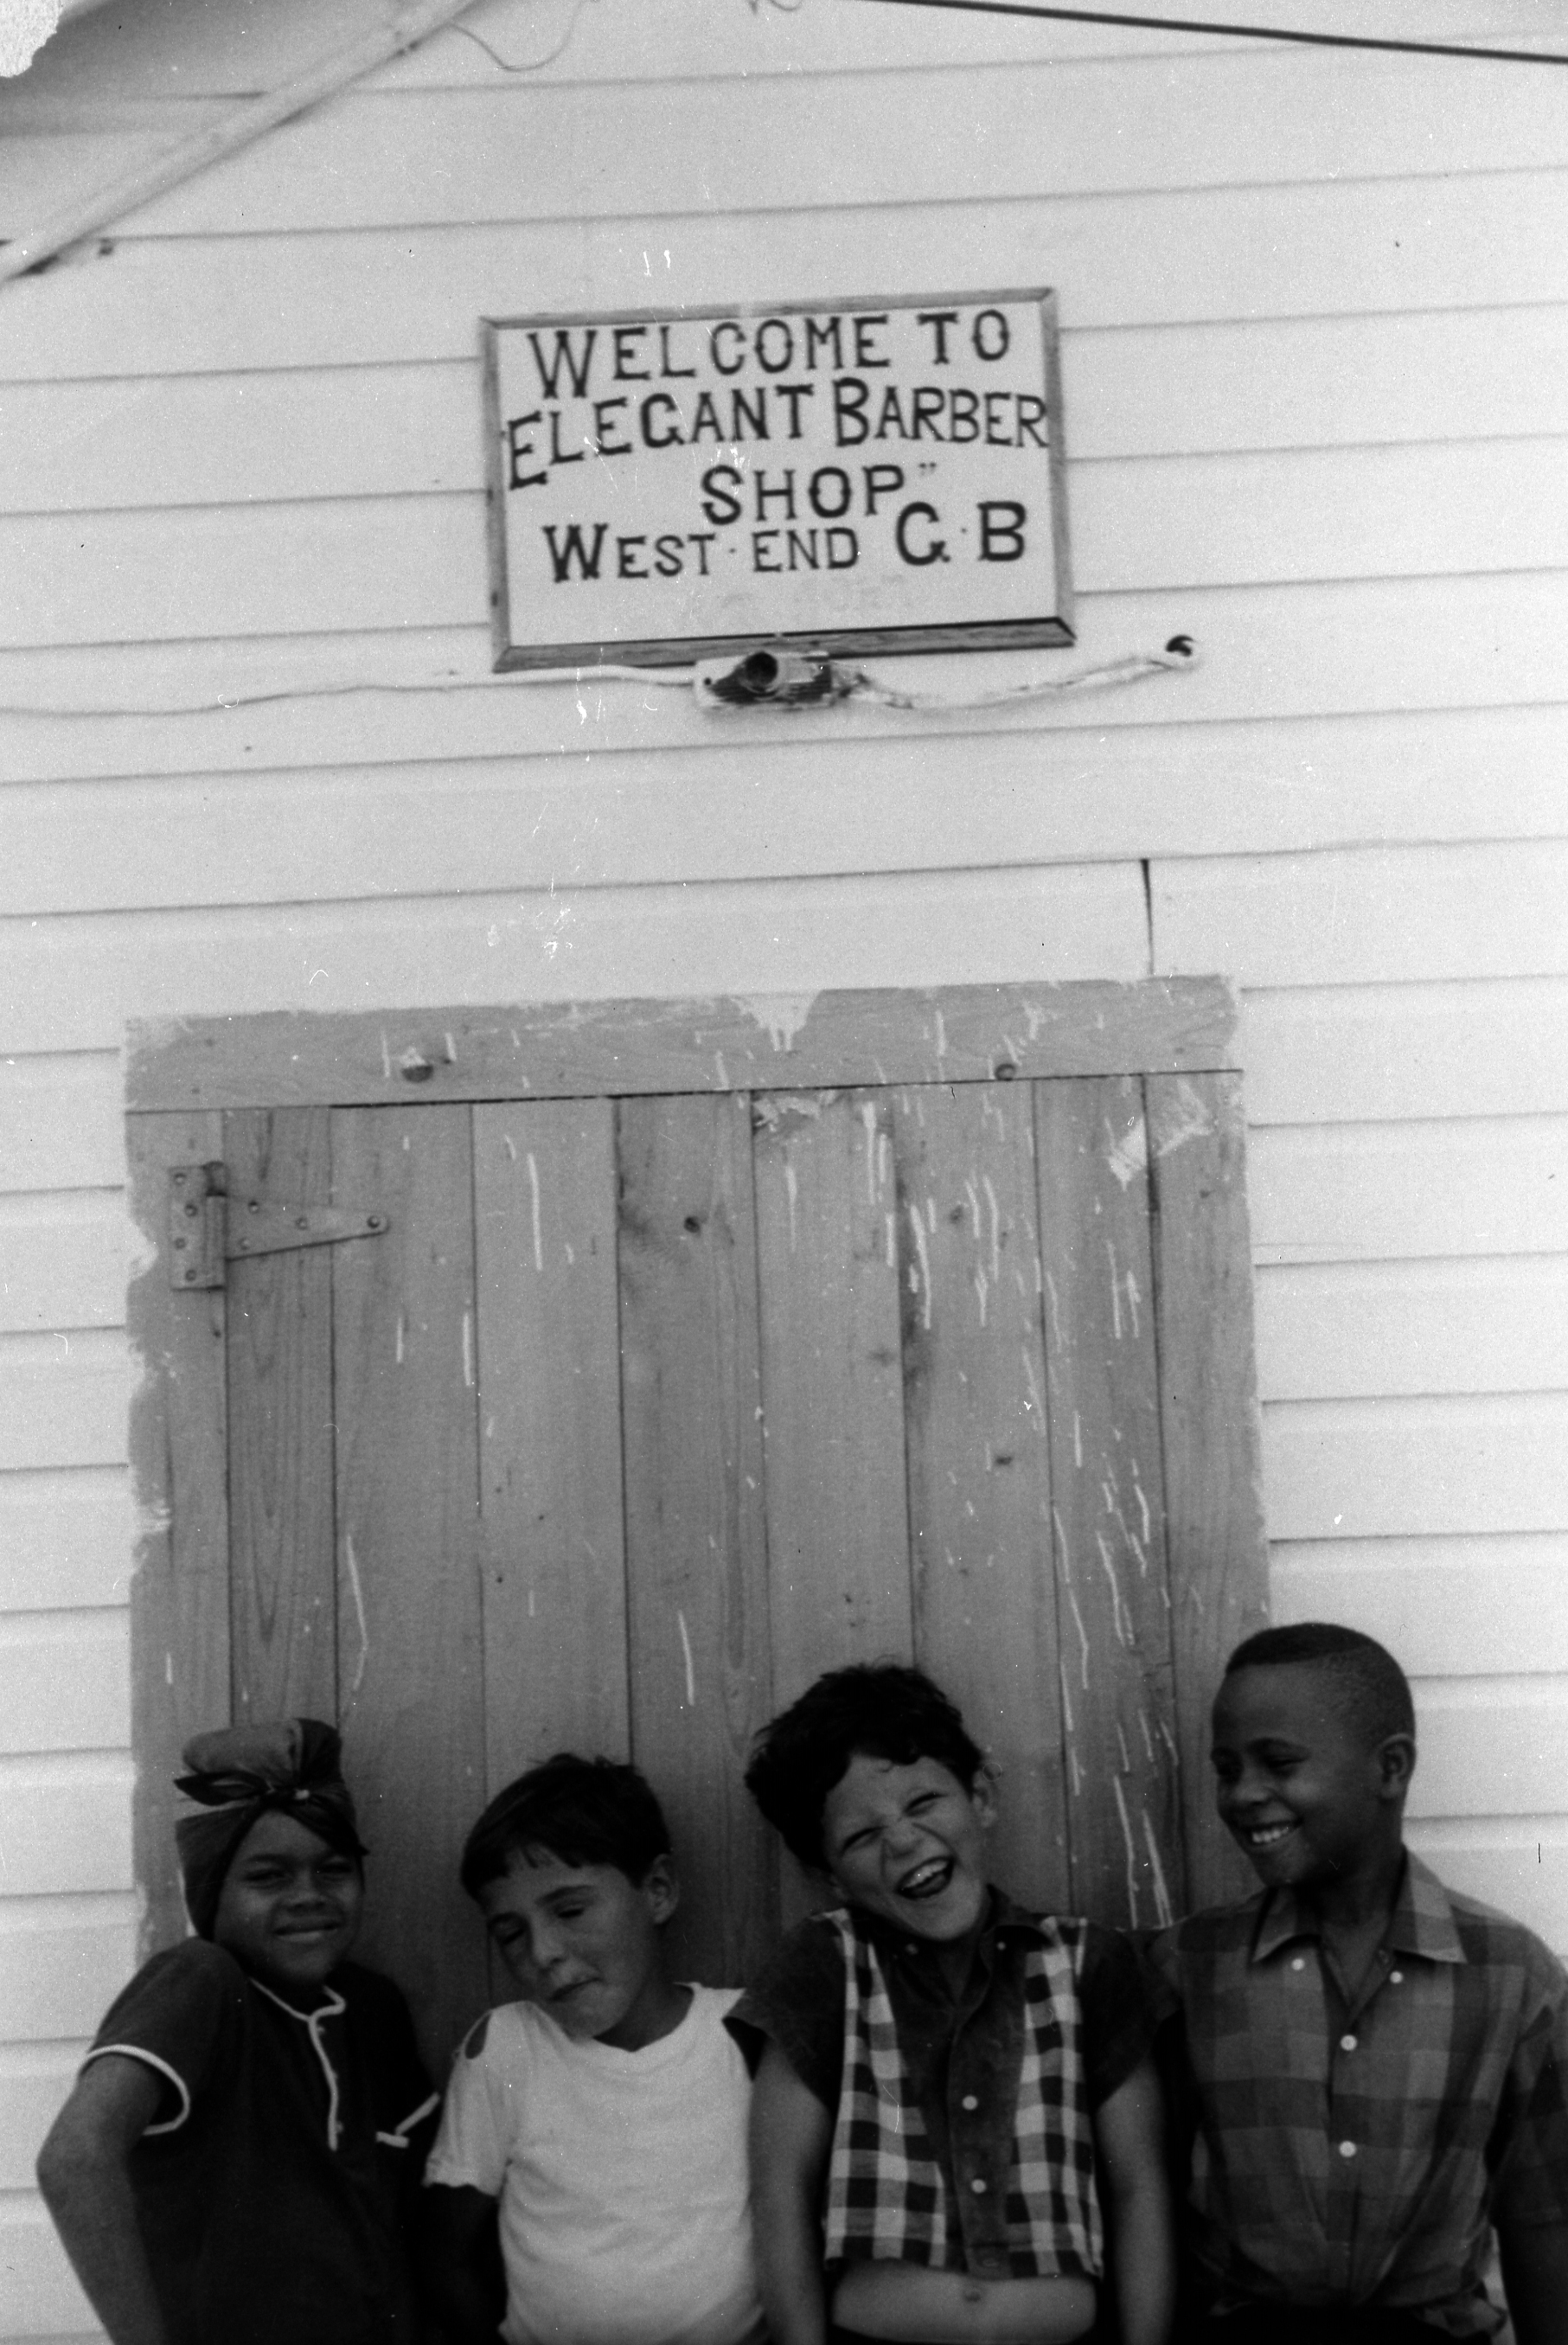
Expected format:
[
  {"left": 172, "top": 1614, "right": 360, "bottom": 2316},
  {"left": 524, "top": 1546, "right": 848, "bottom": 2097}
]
[
  {"left": 423, "top": 1752, "right": 765, "bottom": 2345},
  {"left": 1150, "top": 1622, "right": 1568, "bottom": 2344},
  {"left": 35, "top": 1718, "right": 436, "bottom": 2345},
  {"left": 737, "top": 1663, "right": 1173, "bottom": 2345}
]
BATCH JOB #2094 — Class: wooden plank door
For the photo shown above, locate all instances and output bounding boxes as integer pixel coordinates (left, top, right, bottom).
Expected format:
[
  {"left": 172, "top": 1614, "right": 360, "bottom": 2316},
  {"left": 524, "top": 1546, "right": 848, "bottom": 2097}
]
[{"left": 128, "top": 983, "right": 1268, "bottom": 2067}]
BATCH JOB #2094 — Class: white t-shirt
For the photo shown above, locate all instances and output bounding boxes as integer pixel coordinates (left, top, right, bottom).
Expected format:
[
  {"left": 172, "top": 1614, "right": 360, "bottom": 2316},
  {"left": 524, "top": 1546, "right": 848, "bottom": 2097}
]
[{"left": 426, "top": 1985, "right": 764, "bottom": 2345}]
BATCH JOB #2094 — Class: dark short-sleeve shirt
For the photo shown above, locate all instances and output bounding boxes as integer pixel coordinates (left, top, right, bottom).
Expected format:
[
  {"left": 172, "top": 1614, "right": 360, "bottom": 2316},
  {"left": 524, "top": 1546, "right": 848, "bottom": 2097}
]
[
  {"left": 87, "top": 1940, "right": 438, "bottom": 2345},
  {"left": 732, "top": 1890, "right": 1154, "bottom": 2274},
  {"left": 1148, "top": 1853, "right": 1568, "bottom": 2335}
]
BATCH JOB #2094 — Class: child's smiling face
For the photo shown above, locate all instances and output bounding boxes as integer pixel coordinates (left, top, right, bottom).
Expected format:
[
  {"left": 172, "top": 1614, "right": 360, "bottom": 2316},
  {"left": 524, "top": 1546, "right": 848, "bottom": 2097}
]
[
  {"left": 822, "top": 1752, "right": 995, "bottom": 1942},
  {"left": 1211, "top": 1663, "right": 1411, "bottom": 1895},
  {"left": 478, "top": 1848, "right": 685, "bottom": 2050},
  {"left": 212, "top": 1811, "right": 364, "bottom": 1996}
]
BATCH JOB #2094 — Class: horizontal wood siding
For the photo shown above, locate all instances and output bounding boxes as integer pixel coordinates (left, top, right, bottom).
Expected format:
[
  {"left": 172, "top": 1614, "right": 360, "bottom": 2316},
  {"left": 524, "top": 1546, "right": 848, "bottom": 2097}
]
[
  {"left": 9, "top": 309, "right": 1568, "bottom": 519},
  {"left": 3, "top": 3, "right": 1566, "bottom": 2324}
]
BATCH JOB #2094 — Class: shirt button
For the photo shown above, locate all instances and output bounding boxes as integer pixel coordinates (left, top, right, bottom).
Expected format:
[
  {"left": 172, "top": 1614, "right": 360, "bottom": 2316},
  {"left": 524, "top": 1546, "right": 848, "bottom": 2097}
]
[
  {"left": 1290, "top": 1957, "right": 1306, "bottom": 1971},
  {"left": 970, "top": 2178, "right": 988, "bottom": 2194},
  {"left": 962, "top": 2095, "right": 979, "bottom": 2111},
  {"left": 1340, "top": 2034, "right": 1357, "bottom": 2052},
  {"left": 1339, "top": 2141, "right": 1357, "bottom": 2160},
  {"left": 1390, "top": 1970, "right": 1404, "bottom": 1984}
]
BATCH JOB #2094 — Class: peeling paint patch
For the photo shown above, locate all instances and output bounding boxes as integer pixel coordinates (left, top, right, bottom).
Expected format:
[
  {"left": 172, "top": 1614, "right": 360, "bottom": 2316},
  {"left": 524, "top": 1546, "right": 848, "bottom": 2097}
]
[
  {"left": 906, "top": 1202, "right": 933, "bottom": 1331},
  {"left": 1111, "top": 1776, "right": 1141, "bottom": 1922},
  {"left": 1142, "top": 1810, "right": 1174, "bottom": 1927},
  {"left": 676, "top": 1608, "right": 697, "bottom": 1707},
  {"left": 1152, "top": 1078, "right": 1215, "bottom": 1159},
  {"left": 343, "top": 1534, "right": 370, "bottom": 1695},
  {"left": 1066, "top": 1583, "right": 1091, "bottom": 1688},
  {"left": 527, "top": 1152, "right": 543, "bottom": 1272},
  {"left": 736, "top": 992, "right": 818, "bottom": 1053},
  {"left": 1106, "top": 1117, "right": 1149, "bottom": 1191}
]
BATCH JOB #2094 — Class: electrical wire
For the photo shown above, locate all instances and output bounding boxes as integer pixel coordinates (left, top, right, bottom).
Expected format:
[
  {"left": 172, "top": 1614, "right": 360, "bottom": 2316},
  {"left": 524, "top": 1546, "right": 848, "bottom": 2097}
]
[
  {"left": 0, "top": 643, "right": 1195, "bottom": 721},
  {"left": 842, "top": 634, "right": 1196, "bottom": 709},
  {"left": 0, "top": 667, "right": 699, "bottom": 719},
  {"left": 861, "top": 0, "right": 1568, "bottom": 67}
]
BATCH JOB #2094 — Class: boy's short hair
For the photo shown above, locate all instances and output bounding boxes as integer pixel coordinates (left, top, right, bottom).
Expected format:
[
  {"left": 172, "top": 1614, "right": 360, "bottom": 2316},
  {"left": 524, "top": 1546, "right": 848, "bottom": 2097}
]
[
  {"left": 459, "top": 1753, "right": 672, "bottom": 1900},
  {"left": 1225, "top": 1621, "right": 1416, "bottom": 1750},
  {"left": 745, "top": 1663, "right": 984, "bottom": 1871}
]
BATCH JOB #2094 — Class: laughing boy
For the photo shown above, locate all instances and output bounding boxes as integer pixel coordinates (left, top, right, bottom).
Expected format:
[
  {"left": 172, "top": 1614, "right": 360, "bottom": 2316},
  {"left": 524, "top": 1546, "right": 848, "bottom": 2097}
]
[
  {"left": 1151, "top": 1621, "right": 1568, "bottom": 2344},
  {"left": 738, "top": 1662, "right": 1173, "bottom": 2345}
]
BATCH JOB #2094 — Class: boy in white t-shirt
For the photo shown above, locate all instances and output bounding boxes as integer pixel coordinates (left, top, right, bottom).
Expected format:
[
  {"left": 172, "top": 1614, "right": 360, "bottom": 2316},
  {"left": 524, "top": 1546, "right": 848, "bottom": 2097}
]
[{"left": 423, "top": 1753, "right": 765, "bottom": 2345}]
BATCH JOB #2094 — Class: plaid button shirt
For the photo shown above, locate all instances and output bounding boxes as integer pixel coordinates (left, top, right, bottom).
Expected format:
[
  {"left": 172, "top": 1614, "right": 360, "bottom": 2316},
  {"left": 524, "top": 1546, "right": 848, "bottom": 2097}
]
[
  {"left": 1149, "top": 1854, "right": 1568, "bottom": 2335},
  {"left": 734, "top": 1892, "right": 1151, "bottom": 2281},
  {"left": 821, "top": 1906, "right": 1104, "bottom": 2280}
]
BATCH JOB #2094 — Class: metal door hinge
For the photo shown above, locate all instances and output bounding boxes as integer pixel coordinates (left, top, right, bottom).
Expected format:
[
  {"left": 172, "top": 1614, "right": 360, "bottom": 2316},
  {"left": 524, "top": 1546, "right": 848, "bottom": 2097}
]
[{"left": 169, "top": 1162, "right": 388, "bottom": 1290}]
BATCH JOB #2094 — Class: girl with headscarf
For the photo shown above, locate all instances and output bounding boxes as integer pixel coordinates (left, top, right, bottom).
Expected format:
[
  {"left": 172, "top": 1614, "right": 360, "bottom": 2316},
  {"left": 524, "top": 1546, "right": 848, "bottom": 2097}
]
[{"left": 36, "top": 1718, "right": 438, "bottom": 2345}]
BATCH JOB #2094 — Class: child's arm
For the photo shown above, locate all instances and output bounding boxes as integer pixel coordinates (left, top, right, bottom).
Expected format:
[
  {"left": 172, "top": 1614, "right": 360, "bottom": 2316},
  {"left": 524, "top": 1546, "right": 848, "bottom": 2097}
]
[
  {"left": 1497, "top": 2220, "right": 1568, "bottom": 2345},
  {"left": 419, "top": 2182, "right": 507, "bottom": 2345},
  {"left": 35, "top": 2056, "right": 172, "bottom": 2345},
  {"left": 1091, "top": 2053, "right": 1174, "bottom": 2345},
  {"left": 749, "top": 2040, "right": 834, "bottom": 2345}
]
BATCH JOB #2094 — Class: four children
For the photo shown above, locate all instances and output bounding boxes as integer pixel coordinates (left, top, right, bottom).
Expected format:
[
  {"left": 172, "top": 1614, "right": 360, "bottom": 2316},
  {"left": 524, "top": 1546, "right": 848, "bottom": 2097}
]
[{"left": 41, "top": 1630, "right": 1568, "bottom": 2344}]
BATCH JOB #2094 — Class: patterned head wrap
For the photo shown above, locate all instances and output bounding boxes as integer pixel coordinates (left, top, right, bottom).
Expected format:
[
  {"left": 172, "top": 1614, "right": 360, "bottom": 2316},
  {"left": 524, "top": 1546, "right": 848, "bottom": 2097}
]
[{"left": 174, "top": 1717, "right": 367, "bottom": 1939}]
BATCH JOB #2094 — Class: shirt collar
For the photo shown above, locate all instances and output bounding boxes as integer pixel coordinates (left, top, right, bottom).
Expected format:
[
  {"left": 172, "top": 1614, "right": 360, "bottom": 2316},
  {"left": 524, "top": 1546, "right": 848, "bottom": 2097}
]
[
  {"left": 1250, "top": 1850, "right": 1467, "bottom": 1967},
  {"left": 858, "top": 1885, "right": 1046, "bottom": 1962}
]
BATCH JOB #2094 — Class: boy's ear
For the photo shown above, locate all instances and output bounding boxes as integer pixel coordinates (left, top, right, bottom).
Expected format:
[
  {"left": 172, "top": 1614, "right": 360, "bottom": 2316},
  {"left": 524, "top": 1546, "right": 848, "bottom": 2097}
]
[
  {"left": 1375, "top": 1732, "right": 1416, "bottom": 1801},
  {"left": 641, "top": 1853, "right": 681, "bottom": 1925},
  {"left": 970, "top": 1768, "right": 999, "bottom": 1830}
]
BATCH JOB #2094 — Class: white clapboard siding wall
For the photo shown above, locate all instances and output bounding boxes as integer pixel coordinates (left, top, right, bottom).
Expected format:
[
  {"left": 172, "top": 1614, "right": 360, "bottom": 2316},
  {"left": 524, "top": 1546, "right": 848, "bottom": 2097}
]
[{"left": 3, "top": 0, "right": 1568, "bottom": 2331}]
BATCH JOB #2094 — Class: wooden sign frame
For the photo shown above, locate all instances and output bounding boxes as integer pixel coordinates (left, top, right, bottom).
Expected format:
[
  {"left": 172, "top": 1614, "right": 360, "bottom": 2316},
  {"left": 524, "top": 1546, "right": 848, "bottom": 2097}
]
[{"left": 481, "top": 288, "right": 1073, "bottom": 670}]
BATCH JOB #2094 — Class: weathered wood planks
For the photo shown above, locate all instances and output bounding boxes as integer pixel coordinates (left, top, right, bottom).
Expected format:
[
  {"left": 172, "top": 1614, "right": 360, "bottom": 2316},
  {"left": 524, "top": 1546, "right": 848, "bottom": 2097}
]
[
  {"left": 330, "top": 1105, "right": 489, "bottom": 2062},
  {"left": 125, "top": 1108, "right": 229, "bottom": 1957},
  {"left": 898, "top": 1081, "right": 1070, "bottom": 1915},
  {"left": 223, "top": 1108, "right": 337, "bottom": 1721},
  {"left": 753, "top": 1089, "right": 912, "bottom": 1700},
  {"left": 618, "top": 1092, "right": 776, "bottom": 1989},
  {"left": 1034, "top": 1078, "right": 1182, "bottom": 1927},
  {"left": 1149, "top": 1073, "right": 1267, "bottom": 1912},
  {"left": 473, "top": 1098, "right": 629, "bottom": 1784},
  {"left": 128, "top": 979, "right": 1236, "bottom": 1112},
  {"left": 128, "top": 995, "right": 1270, "bottom": 2056}
]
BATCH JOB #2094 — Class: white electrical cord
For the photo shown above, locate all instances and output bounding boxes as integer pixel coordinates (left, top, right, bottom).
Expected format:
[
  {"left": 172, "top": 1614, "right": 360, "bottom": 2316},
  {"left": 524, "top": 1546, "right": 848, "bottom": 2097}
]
[
  {"left": 842, "top": 635, "right": 1196, "bottom": 709},
  {"left": 0, "top": 638, "right": 1194, "bottom": 720},
  {"left": 0, "top": 666, "right": 700, "bottom": 719}
]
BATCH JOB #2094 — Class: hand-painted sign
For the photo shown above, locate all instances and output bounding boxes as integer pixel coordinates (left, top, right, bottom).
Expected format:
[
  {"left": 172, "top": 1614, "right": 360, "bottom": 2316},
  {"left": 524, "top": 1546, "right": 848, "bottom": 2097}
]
[{"left": 482, "top": 290, "right": 1071, "bottom": 670}]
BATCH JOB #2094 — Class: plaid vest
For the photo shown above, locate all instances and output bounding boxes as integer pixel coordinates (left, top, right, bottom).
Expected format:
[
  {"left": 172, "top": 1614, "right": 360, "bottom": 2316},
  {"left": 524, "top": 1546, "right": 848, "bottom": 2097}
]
[{"left": 821, "top": 1906, "right": 1104, "bottom": 2278}]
